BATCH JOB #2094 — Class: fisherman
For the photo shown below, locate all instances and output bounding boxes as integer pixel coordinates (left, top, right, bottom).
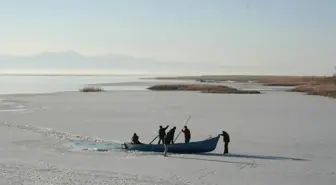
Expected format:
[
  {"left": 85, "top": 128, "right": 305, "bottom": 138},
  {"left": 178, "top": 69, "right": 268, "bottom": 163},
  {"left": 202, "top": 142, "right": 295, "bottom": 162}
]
[
  {"left": 220, "top": 130, "right": 230, "bottom": 154},
  {"left": 163, "top": 129, "right": 174, "bottom": 156},
  {"left": 168, "top": 126, "right": 176, "bottom": 144},
  {"left": 158, "top": 125, "right": 169, "bottom": 144},
  {"left": 181, "top": 126, "right": 191, "bottom": 143},
  {"left": 131, "top": 133, "right": 143, "bottom": 145}
]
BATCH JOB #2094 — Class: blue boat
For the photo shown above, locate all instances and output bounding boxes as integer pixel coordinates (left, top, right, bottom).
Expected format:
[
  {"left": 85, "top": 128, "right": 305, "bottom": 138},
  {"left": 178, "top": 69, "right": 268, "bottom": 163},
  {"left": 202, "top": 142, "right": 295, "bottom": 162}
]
[{"left": 123, "top": 135, "right": 220, "bottom": 154}]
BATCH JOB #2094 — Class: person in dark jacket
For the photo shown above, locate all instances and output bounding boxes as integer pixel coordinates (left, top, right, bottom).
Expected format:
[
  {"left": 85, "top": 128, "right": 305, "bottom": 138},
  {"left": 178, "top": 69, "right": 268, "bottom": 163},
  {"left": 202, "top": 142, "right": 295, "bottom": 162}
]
[
  {"left": 164, "top": 128, "right": 175, "bottom": 145},
  {"left": 163, "top": 129, "right": 175, "bottom": 156},
  {"left": 220, "top": 131, "right": 230, "bottom": 154},
  {"left": 168, "top": 127, "right": 176, "bottom": 144},
  {"left": 158, "top": 125, "right": 169, "bottom": 144},
  {"left": 181, "top": 126, "right": 191, "bottom": 143},
  {"left": 131, "top": 133, "right": 142, "bottom": 144}
]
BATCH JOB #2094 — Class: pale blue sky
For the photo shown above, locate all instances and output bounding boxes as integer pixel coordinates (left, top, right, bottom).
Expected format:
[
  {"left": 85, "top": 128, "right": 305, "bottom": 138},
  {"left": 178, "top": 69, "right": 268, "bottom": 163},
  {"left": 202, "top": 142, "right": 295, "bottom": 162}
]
[{"left": 0, "top": 0, "right": 335, "bottom": 74}]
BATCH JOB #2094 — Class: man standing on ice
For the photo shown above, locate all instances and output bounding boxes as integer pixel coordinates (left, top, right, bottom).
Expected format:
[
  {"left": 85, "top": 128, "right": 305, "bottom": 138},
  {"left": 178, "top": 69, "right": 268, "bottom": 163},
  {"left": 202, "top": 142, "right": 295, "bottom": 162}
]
[
  {"left": 163, "top": 129, "right": 174, "bottom": 156},
  {"left": 158, "top": 125, "right": 169, "bottom": 144},
  {"left": 168, "top": 126, "right": 176, "bottom": 144},
  {"left": 220, "top": 130, "right": 230, "bottom": 154}
]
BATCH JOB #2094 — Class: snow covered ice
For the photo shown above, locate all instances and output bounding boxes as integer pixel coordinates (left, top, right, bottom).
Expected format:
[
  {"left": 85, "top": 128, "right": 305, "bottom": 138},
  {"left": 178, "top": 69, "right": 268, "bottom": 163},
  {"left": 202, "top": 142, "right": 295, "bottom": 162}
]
[{"left": 0, "top": 90, "right": 335, "bottom": 184}]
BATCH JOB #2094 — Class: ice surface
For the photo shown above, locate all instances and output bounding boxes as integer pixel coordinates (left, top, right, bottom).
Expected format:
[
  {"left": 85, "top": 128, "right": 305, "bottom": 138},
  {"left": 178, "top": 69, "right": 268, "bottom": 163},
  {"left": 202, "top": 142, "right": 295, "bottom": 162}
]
[{"left": 0, "top": 91, "right": 335, "bottom": 184}]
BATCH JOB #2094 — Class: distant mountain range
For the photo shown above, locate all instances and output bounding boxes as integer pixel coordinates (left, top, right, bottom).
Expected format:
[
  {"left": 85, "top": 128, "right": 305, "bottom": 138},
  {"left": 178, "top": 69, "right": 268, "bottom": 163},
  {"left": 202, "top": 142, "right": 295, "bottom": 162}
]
[
  {"left": 0, "top": 51, "right": 234, "bottom": 75},
  {"left": 2, "top": 51, "right": 331, "bottom": 76}
]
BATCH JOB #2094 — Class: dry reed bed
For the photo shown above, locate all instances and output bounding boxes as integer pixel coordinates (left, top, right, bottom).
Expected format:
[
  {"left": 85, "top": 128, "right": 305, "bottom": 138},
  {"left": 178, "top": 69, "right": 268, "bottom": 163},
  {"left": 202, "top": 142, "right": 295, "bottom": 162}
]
[
  {"left": 79, "top": 86, "right": 104, "bottom": 92},
  {"left": 148, "top": 84, "right": 261, "bottom": 94}
]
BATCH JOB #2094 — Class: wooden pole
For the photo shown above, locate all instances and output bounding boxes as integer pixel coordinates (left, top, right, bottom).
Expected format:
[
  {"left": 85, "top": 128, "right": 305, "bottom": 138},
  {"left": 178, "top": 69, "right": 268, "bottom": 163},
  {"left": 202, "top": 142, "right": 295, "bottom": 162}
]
[
  {"left": 173, "top": 116, "right": 191, "bottom": 143},
  {"left": 149, "top": 135, "right": 159, "bottom": 145}
]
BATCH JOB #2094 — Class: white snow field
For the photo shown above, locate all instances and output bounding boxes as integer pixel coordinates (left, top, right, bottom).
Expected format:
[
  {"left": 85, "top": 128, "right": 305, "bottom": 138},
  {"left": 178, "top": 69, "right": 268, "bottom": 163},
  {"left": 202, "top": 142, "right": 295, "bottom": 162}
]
[{"left": 0, "top": 91, "right": 335, "bottom": 185}]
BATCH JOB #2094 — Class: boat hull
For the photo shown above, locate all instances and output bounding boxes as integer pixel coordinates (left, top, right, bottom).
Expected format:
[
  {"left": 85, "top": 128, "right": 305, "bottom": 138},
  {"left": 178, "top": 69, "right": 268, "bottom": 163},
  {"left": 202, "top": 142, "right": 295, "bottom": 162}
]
[{"left": 124, "top": 135, "right": 220, "bottom": 154}]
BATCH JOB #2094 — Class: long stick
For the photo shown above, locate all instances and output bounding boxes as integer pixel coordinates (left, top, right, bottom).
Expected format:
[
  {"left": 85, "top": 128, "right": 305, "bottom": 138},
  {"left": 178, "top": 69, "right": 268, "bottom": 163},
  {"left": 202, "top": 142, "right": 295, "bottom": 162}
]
[
  {"left": 149, "top": 135, "right": 159, "bottom": 145},
  {"left": 174, "top": 116, "right": 191, "bottom": 143}
]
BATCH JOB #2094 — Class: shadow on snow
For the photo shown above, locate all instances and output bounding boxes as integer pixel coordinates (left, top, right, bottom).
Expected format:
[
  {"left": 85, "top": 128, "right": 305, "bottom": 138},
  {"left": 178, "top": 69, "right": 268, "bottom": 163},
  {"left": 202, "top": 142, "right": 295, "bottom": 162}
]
[
  {"left": 168, "top": 152, "right": 308, "bottom": 164},
  {"left": 169, "top": 155, "right": 256, "bottom": 165},
  {"left": 199, "top": 153, "right": 309, "bottom": 161}
]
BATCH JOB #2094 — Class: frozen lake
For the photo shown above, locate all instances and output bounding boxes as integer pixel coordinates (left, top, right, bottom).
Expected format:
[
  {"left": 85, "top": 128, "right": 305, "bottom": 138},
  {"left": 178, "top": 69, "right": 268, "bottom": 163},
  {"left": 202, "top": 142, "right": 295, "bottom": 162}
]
[
  {"left": 0, "top": 89, "right": 335, "bottom": 184},
  {"left": 0, "top": 75, "right": 293, "bottom": 95},
  {"left": 0, "top": 75, "right": 153, "bottom": 94}
]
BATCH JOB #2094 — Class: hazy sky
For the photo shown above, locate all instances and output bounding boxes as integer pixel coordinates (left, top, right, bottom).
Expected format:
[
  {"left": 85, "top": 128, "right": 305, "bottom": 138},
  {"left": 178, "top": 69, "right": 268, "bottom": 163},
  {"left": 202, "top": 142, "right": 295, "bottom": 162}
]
[{"left": 0, "top": 0, "right": 335, "bottom": 74}]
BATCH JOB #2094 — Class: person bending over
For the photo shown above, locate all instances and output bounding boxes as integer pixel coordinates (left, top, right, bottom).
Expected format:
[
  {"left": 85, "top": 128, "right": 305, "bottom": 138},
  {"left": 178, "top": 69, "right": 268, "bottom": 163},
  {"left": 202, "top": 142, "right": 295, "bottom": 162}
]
[{"left": 131, "top": 133, "right": 143, "bottom": 145}]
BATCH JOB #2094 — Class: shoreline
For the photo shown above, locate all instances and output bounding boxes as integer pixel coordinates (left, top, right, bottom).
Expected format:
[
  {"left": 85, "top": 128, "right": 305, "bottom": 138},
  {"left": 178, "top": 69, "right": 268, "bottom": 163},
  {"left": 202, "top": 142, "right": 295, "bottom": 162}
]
[
  {"left": 1, "top": 74, "right": 335, "bottom": 99},
  {"left": 148, "top": 75, "right": 336, "bottom": 99},
  {"left": 0, "top": 89, "right": 152, "bottom": 97},
  {"left": 0, "top": 90, "right": 77, "bottom": 97}
]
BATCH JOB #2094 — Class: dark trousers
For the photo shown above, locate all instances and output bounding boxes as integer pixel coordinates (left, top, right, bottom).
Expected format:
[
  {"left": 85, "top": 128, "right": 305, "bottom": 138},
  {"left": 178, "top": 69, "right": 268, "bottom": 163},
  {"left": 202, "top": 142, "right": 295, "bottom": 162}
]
[
  {"left": 158, "top": 137, "right": 164, "bottom": 144},
  {"left": 185, "top": 138, "right": 190, "bottom": 143},
  {"left": 171, "top": 136, "right": 175, "bottom": 144},
  {"left": 224, "top": 142, "right": 229, "bottom": 154}
]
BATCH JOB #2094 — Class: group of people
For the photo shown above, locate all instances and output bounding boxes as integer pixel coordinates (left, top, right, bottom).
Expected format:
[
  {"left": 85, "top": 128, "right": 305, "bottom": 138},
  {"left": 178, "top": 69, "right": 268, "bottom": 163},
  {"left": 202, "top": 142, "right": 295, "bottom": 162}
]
[
  {"left": 158, "top": 125, "right": 191, "bottom": 156},
  {"left": 158, "top": 125, "right": 191, "bottom": 145},
  {"left": 131, "top": 125, "right": 191, "bottom": 145},
  {"left": 131, "top": 126, "right": 230, "bottom": 155}
]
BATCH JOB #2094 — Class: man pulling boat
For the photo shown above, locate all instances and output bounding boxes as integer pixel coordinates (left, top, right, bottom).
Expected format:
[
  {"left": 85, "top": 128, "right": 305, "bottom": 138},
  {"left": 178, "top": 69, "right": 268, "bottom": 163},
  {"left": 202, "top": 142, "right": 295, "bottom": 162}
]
[{"left": 220, "top": 130, "right": 230, "bottom": 154}]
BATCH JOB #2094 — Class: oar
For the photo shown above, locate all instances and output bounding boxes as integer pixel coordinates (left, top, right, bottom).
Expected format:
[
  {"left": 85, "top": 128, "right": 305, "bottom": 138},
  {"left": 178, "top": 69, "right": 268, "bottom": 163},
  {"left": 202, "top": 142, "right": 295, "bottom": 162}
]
[
  {"left": 173, "top": 116, "right": 191, "bottom": 143},
  {"left": 149, "top": 135, "right": 159, "bottom": 145}
]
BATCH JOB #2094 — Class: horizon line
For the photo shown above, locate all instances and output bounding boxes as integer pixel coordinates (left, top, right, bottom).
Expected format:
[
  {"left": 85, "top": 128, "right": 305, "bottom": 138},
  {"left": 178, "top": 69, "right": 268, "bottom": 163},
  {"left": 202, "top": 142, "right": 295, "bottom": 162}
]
[
  {"left": 0, "top": 73, "right": 326, "bottom": 78},
  {"left": 0, "top": 50, "right": 138, "bottom": 57},
  {"left": 0, "top": 50, "right": 186, "bottom": 64}
]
